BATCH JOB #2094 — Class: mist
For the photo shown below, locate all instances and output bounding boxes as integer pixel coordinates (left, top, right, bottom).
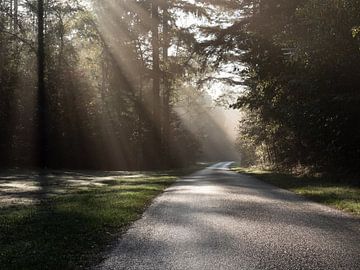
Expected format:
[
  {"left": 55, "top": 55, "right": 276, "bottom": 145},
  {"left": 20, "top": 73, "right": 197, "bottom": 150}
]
[{"left": 174, "top": 87, "right": 241, "bottom": 163}]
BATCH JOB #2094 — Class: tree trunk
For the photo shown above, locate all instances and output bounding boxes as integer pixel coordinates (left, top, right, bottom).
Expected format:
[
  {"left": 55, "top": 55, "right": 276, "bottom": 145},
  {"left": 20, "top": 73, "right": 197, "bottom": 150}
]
[
  {"left": 151, "top": 0, "right": 161, "bottom": 167},
  {"left": 14, "top": 0, "right": 18, "bottom": 31},
  {"left": 9, "top": 0, "right": 13, "bottom": 31},
  {"left": 37, "top": 0, "right": 47, "bottom": 168},
  {"left": 162, "top": 1, "right": 171, "bottom": 166}
]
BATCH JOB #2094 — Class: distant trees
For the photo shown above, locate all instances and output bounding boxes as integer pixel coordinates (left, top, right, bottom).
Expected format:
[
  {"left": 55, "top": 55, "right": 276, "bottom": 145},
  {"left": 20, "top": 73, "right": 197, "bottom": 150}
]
[
  {"left": 0, "top": 0, "right": 37, "bottom": 167},
  {"left": 0, "top": 0, "right": 204, "bottom": 170},
  {"left": 198, "top": 0, "right": 360, "bottom": 172},
  {"left": 90, "top": 0, "right": 205, "bottom": 169},
  {"left": 6, "top": 0, "right": 358, "bottom": 173}
]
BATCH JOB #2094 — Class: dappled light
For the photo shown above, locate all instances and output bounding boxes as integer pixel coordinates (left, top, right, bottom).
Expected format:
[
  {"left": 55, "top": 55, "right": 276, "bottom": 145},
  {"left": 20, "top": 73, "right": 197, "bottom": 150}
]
[
  {"left": 1, "top": 0, "right": 359, "bottom": 269},
  {"left": 0, "top": 169, "right": 178, "bottom": 206},
  {"left": 0, "top": 0, "right": 242, "bottom": 171}
]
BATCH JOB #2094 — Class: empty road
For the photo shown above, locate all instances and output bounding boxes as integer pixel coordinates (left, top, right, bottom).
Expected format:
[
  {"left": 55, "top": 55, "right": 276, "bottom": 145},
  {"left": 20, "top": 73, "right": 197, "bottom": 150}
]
[{"left": 96, "top": 162, "right": 360, "bottom": 270}]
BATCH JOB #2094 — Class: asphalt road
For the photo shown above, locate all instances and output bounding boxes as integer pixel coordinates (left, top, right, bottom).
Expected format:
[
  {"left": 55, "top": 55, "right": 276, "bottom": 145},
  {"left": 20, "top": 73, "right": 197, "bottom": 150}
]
[{"left": 96, "top": 162, "right": 360, "bottom": 270}]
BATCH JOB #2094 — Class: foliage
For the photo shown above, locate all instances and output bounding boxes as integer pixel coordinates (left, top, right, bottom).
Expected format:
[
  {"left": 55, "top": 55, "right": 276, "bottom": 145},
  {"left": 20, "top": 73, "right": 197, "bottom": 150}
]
[
  {"left": 199, "top": 0, "right": 360, "bottom": 173},
  {"left": 0, "top": 0, "right": 205, "bottom": 170}
]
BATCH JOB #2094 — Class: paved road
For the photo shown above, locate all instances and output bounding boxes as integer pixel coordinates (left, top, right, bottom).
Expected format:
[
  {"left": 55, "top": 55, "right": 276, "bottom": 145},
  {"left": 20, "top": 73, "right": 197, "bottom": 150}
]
[{"left": 96, "top": 162, "right": 360, "bottom": 270}]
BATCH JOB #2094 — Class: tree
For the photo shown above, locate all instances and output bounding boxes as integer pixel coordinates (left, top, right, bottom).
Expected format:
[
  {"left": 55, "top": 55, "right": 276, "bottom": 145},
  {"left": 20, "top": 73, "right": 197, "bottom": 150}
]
[
  {"left": 197, "top": 0, "right": 360, "bottom": 173},
  {"left": 0, "top": 0, "right": 206, "bottom": 170},
  {"left": 37, "top": 0, "right": 47, "bottom": 168}
]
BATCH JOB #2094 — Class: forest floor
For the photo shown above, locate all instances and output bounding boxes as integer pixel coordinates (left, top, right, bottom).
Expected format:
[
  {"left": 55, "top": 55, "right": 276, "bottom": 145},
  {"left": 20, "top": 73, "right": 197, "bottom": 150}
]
[
  {"left": 0, "top": 165, "right": 205, "bottom": 269},
  {"left": 232, "top": 167, "right": 360, "bottom": 216}
]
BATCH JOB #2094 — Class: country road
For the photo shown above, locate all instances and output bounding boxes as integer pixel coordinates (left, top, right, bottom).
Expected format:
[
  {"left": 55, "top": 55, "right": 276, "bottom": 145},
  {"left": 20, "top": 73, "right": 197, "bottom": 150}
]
[{"left": 96, "top": 162, "right": 360, "bottom": 270}]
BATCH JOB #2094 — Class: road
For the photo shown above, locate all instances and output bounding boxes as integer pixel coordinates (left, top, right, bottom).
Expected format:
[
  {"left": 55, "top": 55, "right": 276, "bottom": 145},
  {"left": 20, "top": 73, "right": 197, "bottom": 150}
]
[{"left": 96, "top": 162, "right": 360, "bottom": 270}]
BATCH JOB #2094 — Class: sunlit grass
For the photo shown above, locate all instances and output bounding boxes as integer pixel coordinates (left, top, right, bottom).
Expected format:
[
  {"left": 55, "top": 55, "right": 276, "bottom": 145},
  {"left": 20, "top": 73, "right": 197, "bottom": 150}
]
[
  {"left": 232, "top": 167, "right": 360, "bottom": 216},
  {"left": 0, "top": 166, "right": 204, "bottom": 270}
]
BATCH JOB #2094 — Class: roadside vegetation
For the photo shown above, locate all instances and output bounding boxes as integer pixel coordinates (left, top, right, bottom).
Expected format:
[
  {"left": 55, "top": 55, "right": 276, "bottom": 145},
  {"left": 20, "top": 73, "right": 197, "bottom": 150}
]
[
  {"left": 0, "top": 166, "right": 203, "bottom": 270},
  {"left": 232, "top": 167, "right": 360, "bottom": 216},
  {"left": 200, "top": 1, "right": 360, "bottom": 174}
]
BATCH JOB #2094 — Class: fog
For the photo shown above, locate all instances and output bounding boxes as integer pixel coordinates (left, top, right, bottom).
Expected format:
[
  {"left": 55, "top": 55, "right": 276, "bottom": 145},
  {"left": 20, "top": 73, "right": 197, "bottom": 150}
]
[{"left": 175, "top": 87, "right": 241, "bottom": 163}]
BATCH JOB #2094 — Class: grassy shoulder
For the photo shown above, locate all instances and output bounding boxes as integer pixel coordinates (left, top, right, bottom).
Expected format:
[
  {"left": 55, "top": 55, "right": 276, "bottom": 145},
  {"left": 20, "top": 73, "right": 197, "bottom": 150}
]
[
  {"left": 0, "top": 165, "right": 204, "bottom": 270},
  {"left": 232, "top": 167, "right": 360, "bottom": 216}
]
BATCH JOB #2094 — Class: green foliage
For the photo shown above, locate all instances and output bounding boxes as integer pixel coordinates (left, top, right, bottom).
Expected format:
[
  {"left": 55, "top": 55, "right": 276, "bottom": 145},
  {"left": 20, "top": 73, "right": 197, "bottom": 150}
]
[
  {"left": 0, "top": 0, "right": 204, "bottom": 170},
  {"left": 352, "top": 26, "right": 360, "bottom": 38},
  {"left": 199, "top": 0, "right": 360, "bottom": 173}
]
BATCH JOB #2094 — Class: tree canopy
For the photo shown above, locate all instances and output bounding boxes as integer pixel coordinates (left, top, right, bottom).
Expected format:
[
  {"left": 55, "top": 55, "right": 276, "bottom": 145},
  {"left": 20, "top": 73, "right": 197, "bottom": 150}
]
[
  {"left": 0, "top": 0, "right": 359, "bottom": 173},
  {"left": 198, "top": 0, "right": 360, "bottom": 173}
]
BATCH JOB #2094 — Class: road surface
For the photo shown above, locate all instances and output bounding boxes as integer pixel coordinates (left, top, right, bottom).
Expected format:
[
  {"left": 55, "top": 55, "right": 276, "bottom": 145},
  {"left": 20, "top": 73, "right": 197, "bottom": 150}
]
[{"left": 96, "top": 162, "right": 360, "bottom": 270}]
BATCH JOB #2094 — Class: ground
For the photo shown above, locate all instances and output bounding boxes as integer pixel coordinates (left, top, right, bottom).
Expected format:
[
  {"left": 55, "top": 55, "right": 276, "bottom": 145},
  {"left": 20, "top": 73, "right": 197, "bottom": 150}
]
[
  {"left": 0, "top": 166, "right": 202, "bottom": 269},
  {"left": 232, "top": 167, "right": 360, "bottom": 216},
  {"left": 96, "top": 162, "right": 360, "bottom": 270},
  {"left": 1, "top": 163, "right": 359, "bottom": 270}
]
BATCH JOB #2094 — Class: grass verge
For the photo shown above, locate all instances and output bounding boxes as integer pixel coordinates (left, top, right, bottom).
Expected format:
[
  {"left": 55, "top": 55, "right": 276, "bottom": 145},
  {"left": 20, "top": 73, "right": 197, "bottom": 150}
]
[
  {"left": 232, "top": 167, "right": 360, "bottom": 216},
  {"left": 0, "top": 165, "right": 204, "bottom": 269}
]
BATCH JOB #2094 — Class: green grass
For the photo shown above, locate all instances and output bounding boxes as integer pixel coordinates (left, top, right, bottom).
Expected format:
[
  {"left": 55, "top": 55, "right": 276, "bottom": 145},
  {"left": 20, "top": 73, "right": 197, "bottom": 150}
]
[
  {"left": 232, "top": 167, "right": 360, "bottom": 216},
  {"left": 0, "top": 166, "right": 203, "bottom": 270}
]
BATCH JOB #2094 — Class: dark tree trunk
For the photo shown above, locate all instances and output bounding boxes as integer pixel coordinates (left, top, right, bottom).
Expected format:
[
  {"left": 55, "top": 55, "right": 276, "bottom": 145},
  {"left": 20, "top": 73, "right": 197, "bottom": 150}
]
[
  {"left": 162, "top": 1, "right": 171, "bottom": 166},
  {"left": 14, "top": 0, "right": 18, "bottom": 30},
  {"left": 151, "top": 0, "right": 161, "bottom": 167},
  {"left": 37, "top": 0, "right": 47, "bottom": 168},
  {"left": 152, "top": 1, "right": 160, "bottom": 125}
]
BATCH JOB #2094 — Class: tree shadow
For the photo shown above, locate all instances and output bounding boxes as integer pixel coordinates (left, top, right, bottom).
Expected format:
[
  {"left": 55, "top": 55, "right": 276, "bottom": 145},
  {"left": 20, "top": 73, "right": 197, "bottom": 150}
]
[
  {"left": 0, "top": 169, "right": 177, "bottom": 206},
  {"left": 97, "top": 171, "right": 360, "bottom": 270},
  {"left": 0, "top": 184, "right": 161, "bottom": 269}
]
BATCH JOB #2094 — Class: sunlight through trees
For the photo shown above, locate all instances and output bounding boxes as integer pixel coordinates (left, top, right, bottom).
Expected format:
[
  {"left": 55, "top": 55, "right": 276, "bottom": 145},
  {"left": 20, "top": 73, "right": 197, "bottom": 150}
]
[{"left": 0, "top": 0, "right": 359, "bottom": 173}]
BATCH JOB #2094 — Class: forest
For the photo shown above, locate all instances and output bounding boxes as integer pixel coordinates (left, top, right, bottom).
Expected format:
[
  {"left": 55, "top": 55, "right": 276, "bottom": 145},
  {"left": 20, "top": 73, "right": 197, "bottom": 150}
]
[
  {"left": 1, "top": 1, "right": 360, "bottom": 269},
  {"left": 0, "top": 0, "right": 359, "bottom": 174}
]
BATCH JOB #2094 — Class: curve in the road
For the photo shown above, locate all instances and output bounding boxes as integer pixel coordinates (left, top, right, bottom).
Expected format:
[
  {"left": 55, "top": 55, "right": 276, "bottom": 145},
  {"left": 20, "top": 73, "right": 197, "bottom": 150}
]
[{"left": 96, "top": 162, "right": 360, "bottom": 270}]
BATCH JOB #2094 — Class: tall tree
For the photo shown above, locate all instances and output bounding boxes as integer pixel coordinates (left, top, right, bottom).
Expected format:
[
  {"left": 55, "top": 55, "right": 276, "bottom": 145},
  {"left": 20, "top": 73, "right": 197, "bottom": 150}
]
[
  {"left": 150, "top": 0, "right": 162, "bottom": 167},
  {"left": 162, "top": 0, "right": 171, "bottom": 163},
  {"left": 37, "top": 0, "right": 47, "bottom": 168},
  {"left": 197, "top": 0, "right": 360, "bottom": 172},
  {"left": 0, "top": 0, "right": 204, "bottom": 170}
]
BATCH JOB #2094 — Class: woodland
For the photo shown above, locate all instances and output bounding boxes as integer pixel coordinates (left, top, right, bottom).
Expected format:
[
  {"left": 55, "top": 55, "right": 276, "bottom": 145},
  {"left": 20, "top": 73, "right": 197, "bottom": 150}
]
[{"left": 0, "top": 0, "right": 359, "bottom": 173}]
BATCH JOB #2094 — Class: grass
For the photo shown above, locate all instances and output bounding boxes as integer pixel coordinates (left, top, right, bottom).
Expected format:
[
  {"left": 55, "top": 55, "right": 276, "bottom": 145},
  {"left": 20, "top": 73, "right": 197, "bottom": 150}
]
[
  {"left": 0, "top": 165, "right": 204, "bottom": 270},
  {"left": 232, "top": 167, "right": 360, "bottom": 216}
]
